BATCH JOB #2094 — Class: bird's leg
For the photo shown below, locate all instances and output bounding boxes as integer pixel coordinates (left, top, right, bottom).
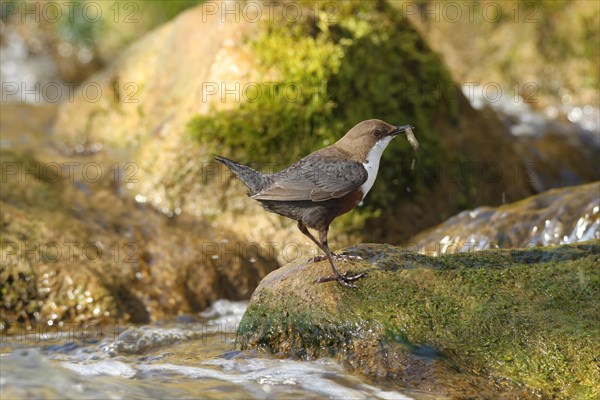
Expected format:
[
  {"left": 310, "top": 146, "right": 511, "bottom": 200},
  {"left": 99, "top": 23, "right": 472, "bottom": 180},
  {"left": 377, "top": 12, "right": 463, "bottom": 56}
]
[
  {"left": 297, "top": 221, "right": 325, "bottom": 254},
  {"left": 297, "top": 222, "right": 366, "bottom": 287},
  {"left": 297, "top": 222, "right": 360, "bottom": 262},
  {"left": 297, "top": 222, "right": 340, "bottom": 261},
  {"left": 314, "top": 228, "right": 366, "bottom": 288}
]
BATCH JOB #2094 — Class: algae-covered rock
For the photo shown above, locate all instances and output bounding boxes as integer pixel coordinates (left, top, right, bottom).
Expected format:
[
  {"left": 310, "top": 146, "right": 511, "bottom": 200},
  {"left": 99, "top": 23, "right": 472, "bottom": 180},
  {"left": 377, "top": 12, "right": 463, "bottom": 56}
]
[
  {"left": 237, "top": 241, "right": 600, "bottom": 398},
  {"left": 411, "top": 182, "right": 599, "bottom": 255}
]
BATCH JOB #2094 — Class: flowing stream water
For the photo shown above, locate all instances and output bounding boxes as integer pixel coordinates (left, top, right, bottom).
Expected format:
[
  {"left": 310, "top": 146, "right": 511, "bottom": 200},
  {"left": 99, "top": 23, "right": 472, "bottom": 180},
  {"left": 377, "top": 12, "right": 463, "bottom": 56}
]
[{"left": 1, "top": 300, "right": 421, "bottom": 400}]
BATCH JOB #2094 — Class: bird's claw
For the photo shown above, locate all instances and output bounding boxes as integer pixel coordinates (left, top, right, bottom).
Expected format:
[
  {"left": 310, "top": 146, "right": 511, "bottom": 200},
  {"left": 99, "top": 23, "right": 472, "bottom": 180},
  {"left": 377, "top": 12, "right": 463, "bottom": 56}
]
[
  {"left": 340, "top": 271, "right": 366, "bottom": 282},
  {"left": 310, "top": 253, "right": 363, "bottom": 263},
  {"left": 336, "top": 277, "right": 358, "bottom": 288},
  {"left": 337, "top": 253, "right": 363, "bottom": 262},
  {"left": 315, "top": 271, "right": 367, "bottom": 288},
  {"left": 310, "top": 254, "right": 329, "bottom": 263}
]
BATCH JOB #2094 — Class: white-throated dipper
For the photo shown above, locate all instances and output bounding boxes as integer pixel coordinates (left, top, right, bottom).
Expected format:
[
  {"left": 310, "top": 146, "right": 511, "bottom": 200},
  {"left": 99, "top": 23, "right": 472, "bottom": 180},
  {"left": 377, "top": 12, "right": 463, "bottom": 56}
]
[{"left": 215, "top": 119, "right": 417, "bottom": 288}]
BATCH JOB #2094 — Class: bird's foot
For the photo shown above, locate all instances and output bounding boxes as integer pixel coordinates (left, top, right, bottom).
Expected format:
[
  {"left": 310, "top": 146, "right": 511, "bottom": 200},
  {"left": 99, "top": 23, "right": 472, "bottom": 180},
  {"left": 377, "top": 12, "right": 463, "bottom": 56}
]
[
  {"left": 315, "top": 271, "right": 367, "bottom": 288},
  {"left": 337, "top": 252, "right": 363, "bottom": 262},
  {"left": 310, "top": 253, "right": 363, "bottom": 263},
  {"left": 310, "top": 254, "right": 328, "bottom": 263}
]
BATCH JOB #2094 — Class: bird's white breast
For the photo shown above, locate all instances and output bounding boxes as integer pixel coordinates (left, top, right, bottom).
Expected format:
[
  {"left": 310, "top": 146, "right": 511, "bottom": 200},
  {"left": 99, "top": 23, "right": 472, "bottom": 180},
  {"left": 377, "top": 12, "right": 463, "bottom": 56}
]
[{"left": 360, "top": 136, "right": 393, "bottom": 200}]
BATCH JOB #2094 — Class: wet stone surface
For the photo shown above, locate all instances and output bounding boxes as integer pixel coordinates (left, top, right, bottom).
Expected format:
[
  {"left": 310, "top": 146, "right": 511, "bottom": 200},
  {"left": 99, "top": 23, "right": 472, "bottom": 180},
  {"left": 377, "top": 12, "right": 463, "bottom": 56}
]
[{"left": 238, "top": 241, "right": 600, "bottom": 399}]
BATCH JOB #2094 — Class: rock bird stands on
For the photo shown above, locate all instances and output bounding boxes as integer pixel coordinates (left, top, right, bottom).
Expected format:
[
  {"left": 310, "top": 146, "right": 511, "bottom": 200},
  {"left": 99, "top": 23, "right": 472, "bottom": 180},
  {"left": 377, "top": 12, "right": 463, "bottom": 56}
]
[{"left": 215, "top": 119, "right": 418, "bottom": 288}]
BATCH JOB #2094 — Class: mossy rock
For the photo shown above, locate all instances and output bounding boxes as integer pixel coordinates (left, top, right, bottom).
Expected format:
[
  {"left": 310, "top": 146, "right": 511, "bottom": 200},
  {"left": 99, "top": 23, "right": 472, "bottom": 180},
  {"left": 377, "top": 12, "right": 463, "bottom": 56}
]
[{"left": 237, "top": 241, "right": 600, "bottom": 398}]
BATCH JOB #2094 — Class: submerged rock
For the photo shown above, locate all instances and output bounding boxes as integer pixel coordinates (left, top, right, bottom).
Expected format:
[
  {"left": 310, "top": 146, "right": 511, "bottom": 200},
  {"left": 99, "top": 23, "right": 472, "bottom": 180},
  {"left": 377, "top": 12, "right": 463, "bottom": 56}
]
[
  {"left": 411, "top": 182, "right": 599, "bottom": 255},
  {"left": 237, "top": 241, "right": 599, "bottom": 398}
]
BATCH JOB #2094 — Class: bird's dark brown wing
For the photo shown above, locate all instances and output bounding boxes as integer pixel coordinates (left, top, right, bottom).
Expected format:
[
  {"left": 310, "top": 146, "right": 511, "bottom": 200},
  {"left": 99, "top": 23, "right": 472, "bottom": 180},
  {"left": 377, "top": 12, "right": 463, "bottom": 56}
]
[{"left": 251, "top": 152, "right": 368, "bottom": 202}]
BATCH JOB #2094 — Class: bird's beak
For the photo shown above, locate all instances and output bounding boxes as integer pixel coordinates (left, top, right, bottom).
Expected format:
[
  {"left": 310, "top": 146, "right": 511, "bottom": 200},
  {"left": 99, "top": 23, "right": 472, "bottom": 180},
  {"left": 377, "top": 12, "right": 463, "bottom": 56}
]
[{"left": 391, "top": 125, "right": 414, "bottom": 135}]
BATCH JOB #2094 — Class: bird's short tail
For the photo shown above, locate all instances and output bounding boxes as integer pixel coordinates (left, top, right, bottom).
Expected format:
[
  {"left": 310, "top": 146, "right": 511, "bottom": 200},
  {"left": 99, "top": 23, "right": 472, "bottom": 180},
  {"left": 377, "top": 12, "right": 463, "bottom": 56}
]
[{"left": 214, "top": 155, "right": 270, "bottom": 196}]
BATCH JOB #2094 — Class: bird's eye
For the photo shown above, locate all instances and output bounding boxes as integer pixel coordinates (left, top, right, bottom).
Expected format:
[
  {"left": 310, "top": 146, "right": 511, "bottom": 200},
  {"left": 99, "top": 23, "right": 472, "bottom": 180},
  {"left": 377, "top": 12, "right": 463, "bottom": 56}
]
[{"left": 373, "top": 130, "right": 382, "bottom": 137}]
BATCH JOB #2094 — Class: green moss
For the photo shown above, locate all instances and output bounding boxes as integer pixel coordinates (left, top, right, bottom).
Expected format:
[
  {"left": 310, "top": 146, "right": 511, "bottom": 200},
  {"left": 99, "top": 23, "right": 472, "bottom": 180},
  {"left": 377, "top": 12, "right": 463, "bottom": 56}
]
[
  {"left": 239, "top": 299, "right": 358, "bottom": 358},
  {"left": 188, "top": 0, "right": 459, "bottom": 231},
  {"left": 238, "top": 241, "right": 600, "bottom": 398}
]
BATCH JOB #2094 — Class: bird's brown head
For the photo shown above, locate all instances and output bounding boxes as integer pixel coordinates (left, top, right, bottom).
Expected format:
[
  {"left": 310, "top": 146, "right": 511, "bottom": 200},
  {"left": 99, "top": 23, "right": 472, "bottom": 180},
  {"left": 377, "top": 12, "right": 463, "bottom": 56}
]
[{"left": 335, "top": 119, "right": 413, "bottom": 162}]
